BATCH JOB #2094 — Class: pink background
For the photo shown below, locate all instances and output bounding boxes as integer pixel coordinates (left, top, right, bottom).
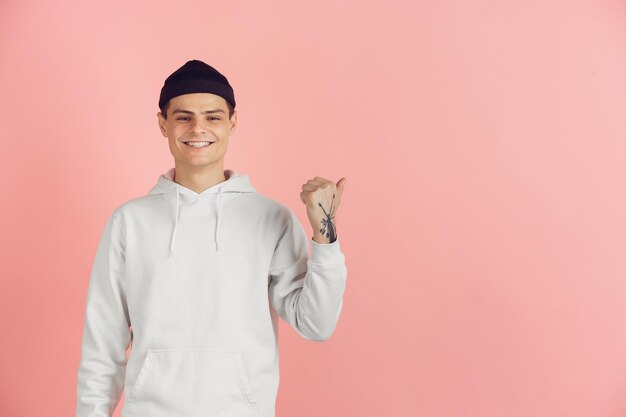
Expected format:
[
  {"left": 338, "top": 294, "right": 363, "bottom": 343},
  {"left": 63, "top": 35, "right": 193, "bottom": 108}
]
[{"left": 1, "top": 0, "right": 625, "bottom": 416}]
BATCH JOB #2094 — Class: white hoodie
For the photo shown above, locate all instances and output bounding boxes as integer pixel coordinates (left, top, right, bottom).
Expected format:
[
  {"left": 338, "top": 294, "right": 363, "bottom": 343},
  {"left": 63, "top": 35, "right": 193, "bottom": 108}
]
[{"left": 76, "top": 167, "right": 348, "bottom": 417}]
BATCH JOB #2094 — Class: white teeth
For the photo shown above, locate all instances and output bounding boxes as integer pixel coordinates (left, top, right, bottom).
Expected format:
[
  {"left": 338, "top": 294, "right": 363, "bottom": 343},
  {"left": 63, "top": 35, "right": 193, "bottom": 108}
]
[{"left": 185, "top": 141, "right": 213, "bottom": 148}]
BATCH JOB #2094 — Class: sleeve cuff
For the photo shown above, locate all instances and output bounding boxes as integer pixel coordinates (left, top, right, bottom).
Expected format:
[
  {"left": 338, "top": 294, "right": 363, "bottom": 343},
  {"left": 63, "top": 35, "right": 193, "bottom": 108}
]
[{"left": 309, "top": 235, "right": 344, "bottom": 266}]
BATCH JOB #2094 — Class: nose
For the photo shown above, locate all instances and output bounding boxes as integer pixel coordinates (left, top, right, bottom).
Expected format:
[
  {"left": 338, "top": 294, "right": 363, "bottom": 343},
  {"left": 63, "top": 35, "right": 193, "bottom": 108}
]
[{"left": 191, "top": 118, "right": 207, "bottom": 134}]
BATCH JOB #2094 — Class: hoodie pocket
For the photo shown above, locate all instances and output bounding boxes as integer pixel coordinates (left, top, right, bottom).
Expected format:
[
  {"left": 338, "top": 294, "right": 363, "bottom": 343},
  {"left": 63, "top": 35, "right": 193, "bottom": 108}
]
[{"left": 126, "top": 348, "right": 258, "bottom": 416}]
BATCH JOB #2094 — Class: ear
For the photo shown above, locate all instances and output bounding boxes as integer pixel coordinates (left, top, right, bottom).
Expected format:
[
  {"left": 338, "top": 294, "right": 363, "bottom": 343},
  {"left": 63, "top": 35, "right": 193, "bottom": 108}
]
[
  {"left": 229, "top": 110, "right": 237, "bottom": 134},
  {"left": 157, "top": 112, "right": 167, "bottom": 137}
]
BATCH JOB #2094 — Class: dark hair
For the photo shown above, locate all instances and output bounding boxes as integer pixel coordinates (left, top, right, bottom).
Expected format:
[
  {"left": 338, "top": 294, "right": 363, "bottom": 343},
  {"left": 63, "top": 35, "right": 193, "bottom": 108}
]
[{"left": 159, "top": 99, "right": 235, "bottom": 120}]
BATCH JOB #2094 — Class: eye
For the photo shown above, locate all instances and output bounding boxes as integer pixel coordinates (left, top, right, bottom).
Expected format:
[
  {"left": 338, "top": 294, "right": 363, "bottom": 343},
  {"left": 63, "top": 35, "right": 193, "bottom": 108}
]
[
  {"left": 176, "top": 117, "right": 189, "bottom": 121},
  {"left": 209, "top": 117, "right": 220, "bottom": 121}
]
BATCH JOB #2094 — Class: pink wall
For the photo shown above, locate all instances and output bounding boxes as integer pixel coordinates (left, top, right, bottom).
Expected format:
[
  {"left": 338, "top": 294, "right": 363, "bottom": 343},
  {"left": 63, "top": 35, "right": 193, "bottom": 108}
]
[{"left": 1, "top": 0, "right": 625, "bottom": 416}]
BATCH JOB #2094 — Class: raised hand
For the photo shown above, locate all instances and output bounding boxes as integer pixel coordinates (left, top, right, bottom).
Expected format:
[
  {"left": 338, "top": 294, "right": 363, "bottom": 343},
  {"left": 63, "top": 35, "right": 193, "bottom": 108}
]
[{"left": 300, "top": 176, "right": 347, "bottom": 244}]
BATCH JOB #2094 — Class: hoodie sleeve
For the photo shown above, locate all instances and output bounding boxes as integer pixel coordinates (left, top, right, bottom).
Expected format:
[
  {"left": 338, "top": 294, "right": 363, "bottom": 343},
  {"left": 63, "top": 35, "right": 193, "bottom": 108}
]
[
  {"left": 76, "top": 209, "right": 132, "bottom": 417},
  {"left": 268, "top": 208, "right": 348, "bottom": 342}
]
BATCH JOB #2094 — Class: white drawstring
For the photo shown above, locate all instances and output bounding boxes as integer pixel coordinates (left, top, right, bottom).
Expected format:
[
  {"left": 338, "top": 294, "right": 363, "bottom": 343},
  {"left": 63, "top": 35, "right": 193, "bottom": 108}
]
[
  {"left": 169, "top": 187, "right": 180, "bottom": 257},
  {"left": 215, "top": 187, "right": 223, "bottom": 251},
  {"left": 170, "top": 186, "right": 223, "bottom": 255}
]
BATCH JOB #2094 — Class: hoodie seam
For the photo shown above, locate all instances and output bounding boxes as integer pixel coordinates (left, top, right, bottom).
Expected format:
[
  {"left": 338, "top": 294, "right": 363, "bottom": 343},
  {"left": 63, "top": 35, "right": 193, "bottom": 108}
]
[
  {"left": 116, "top": 208, "right": 127, "bottom": 245},
  {"left": 307, "top": 260, "right": 345, "bottom": 269},
  {"left": 107, "top": 211, "right": 130, "bottom": 328},
  {"left": 117, "top": 210, "right": 129, "bottom": 314},
  {"left": 112, "top": 208, "right": 127, "bottom": 278},
  {"left": 299, "top": 271, "right": 313, "bottom": 335}
]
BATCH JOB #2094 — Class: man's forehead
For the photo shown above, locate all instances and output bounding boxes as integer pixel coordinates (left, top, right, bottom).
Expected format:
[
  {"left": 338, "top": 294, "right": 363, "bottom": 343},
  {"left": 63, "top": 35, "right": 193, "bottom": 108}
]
[{"left": 171, "top": 93, "right": 228, "bottom": 111}]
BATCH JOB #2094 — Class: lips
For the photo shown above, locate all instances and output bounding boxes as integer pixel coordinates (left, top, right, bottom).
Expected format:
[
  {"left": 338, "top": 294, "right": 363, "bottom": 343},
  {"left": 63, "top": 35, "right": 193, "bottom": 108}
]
[{"left": 182, "top": 140, "right": 215, "bottom": 148}]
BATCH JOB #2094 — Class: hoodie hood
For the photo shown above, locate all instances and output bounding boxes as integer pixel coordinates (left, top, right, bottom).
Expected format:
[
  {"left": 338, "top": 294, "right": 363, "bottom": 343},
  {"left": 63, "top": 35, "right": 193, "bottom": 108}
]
[{"left": 147, "top": 167, "right": 256, "bottom": 255}]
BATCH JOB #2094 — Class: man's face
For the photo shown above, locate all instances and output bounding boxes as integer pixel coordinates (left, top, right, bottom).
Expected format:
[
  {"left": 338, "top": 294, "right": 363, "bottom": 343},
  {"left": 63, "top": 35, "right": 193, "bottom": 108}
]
[{"left": 157, "top": 93, "right": 237, "bottom": 170}]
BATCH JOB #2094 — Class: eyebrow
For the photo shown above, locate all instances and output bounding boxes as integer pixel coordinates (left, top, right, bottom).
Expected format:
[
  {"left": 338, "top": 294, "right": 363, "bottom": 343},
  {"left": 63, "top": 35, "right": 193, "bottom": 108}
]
[{"left": 172, "top": 108, "right": 225, "bottom": 115}]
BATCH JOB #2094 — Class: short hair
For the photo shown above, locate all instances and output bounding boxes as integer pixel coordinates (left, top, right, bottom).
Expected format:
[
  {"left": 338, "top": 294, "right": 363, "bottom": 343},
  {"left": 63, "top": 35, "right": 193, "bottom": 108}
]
[{"left": 159, "top": 99, "right": 234, "bottom": 120}]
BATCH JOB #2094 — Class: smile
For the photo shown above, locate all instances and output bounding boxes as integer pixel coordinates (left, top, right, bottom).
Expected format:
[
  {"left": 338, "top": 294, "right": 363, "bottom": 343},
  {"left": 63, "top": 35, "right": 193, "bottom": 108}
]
[{"left": 183, "top": 141, "right": 214, "bottom": 148}]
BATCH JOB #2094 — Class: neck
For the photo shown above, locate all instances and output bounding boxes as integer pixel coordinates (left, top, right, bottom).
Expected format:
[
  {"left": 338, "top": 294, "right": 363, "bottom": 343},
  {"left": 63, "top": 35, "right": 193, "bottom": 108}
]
[{"left": 172, "top": 162, "right": 228, "bottom": 193}]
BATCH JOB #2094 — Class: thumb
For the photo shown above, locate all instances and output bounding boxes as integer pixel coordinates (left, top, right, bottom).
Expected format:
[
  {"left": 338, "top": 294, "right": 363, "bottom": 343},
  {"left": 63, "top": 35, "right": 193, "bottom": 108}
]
[{"left": 336, "top": 177, "right": 347, "bottom": 197}]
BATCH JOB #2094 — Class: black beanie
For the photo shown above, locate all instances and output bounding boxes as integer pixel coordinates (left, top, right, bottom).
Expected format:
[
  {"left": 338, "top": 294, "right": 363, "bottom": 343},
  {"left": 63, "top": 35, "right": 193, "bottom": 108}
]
[{"left": 158, "top": 60, "right": 236, "bottom": 111}]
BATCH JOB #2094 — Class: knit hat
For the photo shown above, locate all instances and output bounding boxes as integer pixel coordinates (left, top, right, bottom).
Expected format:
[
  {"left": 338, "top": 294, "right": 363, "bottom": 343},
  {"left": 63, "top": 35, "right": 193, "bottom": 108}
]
[{"left": 158, "top": 60, "right": 236, "bottom": 110}]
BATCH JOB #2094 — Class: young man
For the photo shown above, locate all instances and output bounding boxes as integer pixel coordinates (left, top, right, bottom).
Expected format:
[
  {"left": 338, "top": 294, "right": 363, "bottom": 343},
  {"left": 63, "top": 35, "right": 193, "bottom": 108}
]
[{"left": 75, "top": 60, "right": 348, "bottom": 417}]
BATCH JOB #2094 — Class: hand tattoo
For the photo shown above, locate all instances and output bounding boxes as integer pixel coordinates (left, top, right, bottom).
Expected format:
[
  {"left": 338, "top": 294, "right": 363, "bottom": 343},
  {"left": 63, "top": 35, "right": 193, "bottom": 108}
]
[{"left": 318, "top": 193, "right": 337, "bottom": 243}]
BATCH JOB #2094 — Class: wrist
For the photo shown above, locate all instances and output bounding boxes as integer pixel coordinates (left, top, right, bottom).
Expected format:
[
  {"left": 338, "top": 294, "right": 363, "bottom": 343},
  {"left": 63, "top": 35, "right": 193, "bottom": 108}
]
[{"left": 313, "top": 232, "right": 337, "bottom": 244}]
